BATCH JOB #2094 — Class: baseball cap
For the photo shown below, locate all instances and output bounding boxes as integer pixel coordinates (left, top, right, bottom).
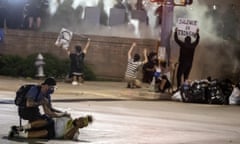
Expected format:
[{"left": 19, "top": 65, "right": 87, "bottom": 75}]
[{"left": 42, "top": 77, "right": 56, "bottom": 86}]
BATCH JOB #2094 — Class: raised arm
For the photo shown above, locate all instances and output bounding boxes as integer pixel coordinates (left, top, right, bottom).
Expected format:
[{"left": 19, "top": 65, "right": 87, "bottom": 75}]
[
  {"left": 128, "top": 42, "right": 136, "bottom": 60},
  {"left": 142, "top": 48, "right": 148, "bottom": 64},
  {"left": 193, "top": 28, "right": 200, "bottom": 47},
  {"left": 174, "top": 28, "right": 184, "bottom": 46},
  {"left": 64, "top": 126, "right": 79, "bottom": 140},
  {"left": 82, "top": 38, "right": 91, "bottom": 54}
]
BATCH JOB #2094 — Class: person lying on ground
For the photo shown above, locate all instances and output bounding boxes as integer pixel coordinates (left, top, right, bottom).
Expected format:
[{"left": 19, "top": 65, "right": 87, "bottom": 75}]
[{"left": 9, "top": 115, "right": 93, "bottom": 140}]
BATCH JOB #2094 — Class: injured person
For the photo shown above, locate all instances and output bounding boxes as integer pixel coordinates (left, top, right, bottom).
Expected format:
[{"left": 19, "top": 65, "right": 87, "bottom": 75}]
[{"left": 9, "top": 114, "right": 93, "bottom": 140}]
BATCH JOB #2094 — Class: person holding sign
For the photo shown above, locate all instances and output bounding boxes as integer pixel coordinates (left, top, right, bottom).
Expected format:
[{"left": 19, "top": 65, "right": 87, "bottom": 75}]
[
  {"left": 174, "top": 27, "right": 200, "bottom": 91},
  {"left": 65, "top": 39, "right": 91, "bottom": 86}
]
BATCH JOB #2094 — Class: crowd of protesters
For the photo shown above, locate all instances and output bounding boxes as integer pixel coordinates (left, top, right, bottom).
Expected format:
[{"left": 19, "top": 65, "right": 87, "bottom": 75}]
[{"left": 0, "top": 0, "right": 49, "bottom": 30}]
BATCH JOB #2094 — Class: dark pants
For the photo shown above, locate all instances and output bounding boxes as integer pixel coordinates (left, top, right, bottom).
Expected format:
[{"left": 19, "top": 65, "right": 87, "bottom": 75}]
[
  {"left": 177, "top": 62, "right": 192, "bottom": 88},
  {"left": 18, "top": 107, "right": 55, "bottom": 139}
]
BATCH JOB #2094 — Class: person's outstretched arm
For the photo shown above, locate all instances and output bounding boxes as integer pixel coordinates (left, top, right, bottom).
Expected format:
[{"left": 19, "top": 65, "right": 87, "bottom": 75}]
[
  {"left": 142, "top": 48, "right": 148, "bottom": 64},
  {"left": 82, "top": 38, "right": 91, "bottom": 54},
  {"left": 64, "top": 126, "right": 79, "bottom": 140},
  {"left": 193, "top": 28, "right": 200, "bottom": 47},
  {"left": 174, "top": 28, "right": 184, "bottom": 46},
  {"left": 128, "top": 42, "right": 136, "bottom": 60}
]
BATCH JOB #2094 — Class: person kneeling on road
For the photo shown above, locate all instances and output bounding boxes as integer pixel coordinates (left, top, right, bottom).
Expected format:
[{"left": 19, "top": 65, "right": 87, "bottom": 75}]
[{"left": 10, "top": 77, "right": 70, "bottom": 139}]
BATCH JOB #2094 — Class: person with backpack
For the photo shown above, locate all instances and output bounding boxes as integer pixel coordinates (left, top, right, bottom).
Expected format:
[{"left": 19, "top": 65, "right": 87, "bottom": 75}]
[
  {"left": 10, "top": 77, "right": 70, "bottom": 139},
  {"left": 66, "top": 38, "right": 91, "bottom": 86}
]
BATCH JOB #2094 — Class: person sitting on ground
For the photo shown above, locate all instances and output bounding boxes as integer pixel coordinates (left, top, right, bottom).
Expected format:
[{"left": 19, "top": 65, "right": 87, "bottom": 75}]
[
  {"left": 142, "top": 52, "right": 158, "bottom": 83},
  {"left": 125, "top": 42, "right": 148, "bottom": 88},
  {"left": 10, "top": 115, "right": 93, "bottom": 140},
  {"left": 10, "top": 77, "right": 70, "bottom": 139},
  {"left": 155, "top": 60, "right": 172, "bottom": 93},
  {"left": 66, "top": 38, "right": 91, "bottom": 86}
]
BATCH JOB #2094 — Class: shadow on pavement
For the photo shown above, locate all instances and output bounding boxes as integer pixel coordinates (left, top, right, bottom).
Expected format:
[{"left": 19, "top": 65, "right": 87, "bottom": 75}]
[
  {"left": 3, "top": 136, "right": 91, "bottom": 143},
  {"left": 3, "top": 136, "right": 48, "bottom": 144}
]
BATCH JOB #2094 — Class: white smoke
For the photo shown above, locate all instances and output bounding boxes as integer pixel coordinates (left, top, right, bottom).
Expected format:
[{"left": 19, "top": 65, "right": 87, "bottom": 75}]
[{"left": 46, "top": 0, "right": 161, "bottom": 39}]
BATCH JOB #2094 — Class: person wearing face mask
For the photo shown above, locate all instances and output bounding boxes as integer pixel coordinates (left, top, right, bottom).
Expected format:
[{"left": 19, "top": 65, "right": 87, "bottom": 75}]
[
  {"left": 174, "top": 27, "right": 200, "bottom": 92},
  {"left": 10, "top": 77, "right": 70, "bottom": 139}
]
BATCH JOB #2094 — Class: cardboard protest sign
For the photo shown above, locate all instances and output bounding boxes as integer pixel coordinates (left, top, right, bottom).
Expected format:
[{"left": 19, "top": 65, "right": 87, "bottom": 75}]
[
  {"left": 176, "top": 18, "right": 198, "bottom": 37},
  {"left": 55, "top": 28, "right": 73, "bottom": 50}
]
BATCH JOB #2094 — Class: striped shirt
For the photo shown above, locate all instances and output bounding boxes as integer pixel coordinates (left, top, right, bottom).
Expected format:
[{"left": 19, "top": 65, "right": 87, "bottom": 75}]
[{"left": 125, "top": 59, "right": 143, "bottom": 78}]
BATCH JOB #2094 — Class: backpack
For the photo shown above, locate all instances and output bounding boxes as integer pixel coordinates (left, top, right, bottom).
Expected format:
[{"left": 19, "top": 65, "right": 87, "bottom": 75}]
[{"left": 15, "top": 84, "right": 39, "bottom": 108}]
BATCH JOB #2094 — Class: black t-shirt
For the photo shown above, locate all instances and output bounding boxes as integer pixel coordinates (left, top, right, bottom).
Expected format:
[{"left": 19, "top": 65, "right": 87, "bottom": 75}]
[{"left": 70, "top": 52, "right": 85, "bottom": 73}]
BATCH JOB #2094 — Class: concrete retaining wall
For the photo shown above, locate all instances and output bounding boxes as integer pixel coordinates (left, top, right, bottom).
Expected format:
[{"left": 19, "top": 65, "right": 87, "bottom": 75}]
[{"left": 0, "top": 29, "right": 159, "bottom": 80}]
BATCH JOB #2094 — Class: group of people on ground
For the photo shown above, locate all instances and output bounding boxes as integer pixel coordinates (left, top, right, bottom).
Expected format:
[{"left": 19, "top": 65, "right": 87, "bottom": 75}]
[
  {"left": 64, "top": 26, "right": 200, "bottom": 94},
  {"left": 125, "top": 27, "right": 200, "bottom": 93},
  {"left": 124, "top": 42, "right": 172, "bottom": 93}
]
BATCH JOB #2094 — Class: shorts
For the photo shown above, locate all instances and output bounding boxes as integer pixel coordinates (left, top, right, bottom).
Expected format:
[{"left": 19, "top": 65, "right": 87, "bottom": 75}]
[
  {"left": 125, "top": 76, "right": 141, "bottom": 87},
  {"left": 18, "top": 107, "right": 43, "bottom": 122},
  {"left": 18, "top": 107, "right": 55, "bottom": 139}
]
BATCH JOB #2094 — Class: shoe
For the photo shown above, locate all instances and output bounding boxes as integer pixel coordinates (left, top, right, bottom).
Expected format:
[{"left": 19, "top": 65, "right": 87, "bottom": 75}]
[
  {"left": 8, "top": 129, "right": 19, "bottom": 138},
  {"left": 72, "top": 81, "right": 78, "bottom": 86},
  {"left": 127, "top": 83, "right": 131, "bottom": 88},
  {"left": 172, "top": 89, "right": 179, "bottom": 94},
  {"left": 11, "top": 126, "right": 23, "bottom": 132}
]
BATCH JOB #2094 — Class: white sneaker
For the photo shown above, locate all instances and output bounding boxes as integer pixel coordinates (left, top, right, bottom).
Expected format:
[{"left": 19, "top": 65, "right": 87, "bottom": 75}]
[{"left": 72, "top": 81, "right": 78, "bottom": 86}]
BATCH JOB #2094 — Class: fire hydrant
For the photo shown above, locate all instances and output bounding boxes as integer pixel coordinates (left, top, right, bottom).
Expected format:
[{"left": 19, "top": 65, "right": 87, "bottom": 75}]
[{"left": 35, "top": 53, "right": 45, "bottom": 78}]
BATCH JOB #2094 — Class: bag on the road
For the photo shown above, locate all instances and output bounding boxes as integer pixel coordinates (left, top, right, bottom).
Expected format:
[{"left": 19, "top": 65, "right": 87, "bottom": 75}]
[
  {"left": 207, "top": 79, "right": 233, "bottom": 105},
  {"left": 14, "top": 85, "right": 35, "bottom": 107},
  {"left": 180, "top": 81, "right": 208, "bottom": 103},
  {"left": 229, "top": 87, "right": 240, "bottom": 105}
]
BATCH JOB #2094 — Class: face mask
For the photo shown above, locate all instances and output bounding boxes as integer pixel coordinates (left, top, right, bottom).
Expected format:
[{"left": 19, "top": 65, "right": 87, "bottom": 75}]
[{"left": 47, "top": 86, "right": 55, "bottom": 95}]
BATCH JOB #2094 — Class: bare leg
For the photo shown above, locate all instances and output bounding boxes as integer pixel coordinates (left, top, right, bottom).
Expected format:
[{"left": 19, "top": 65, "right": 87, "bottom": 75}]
[
  {"left": 28, "top": 130, "right": 48, "bottom": 138},
  {"left": 72, "top": 75, "right": 76, "bottom": 82},
  {"left": 29, "top": 120, "right": 48, "bottom": 129},
  {"left": 160, "top": 79, "right": 167, "bottom": 92},
  {"left": 29, "top": 17, "right": 34, "bottom": 29},
  {"left": 36, "top": 17, "right": 41, "bottom": 29},
  {"left": 72, "top": 75, "right": 78, "bottom": 85},
  {"left": 134, "top": 79, "right": 142, "bottom": 88},
  {"left": 13, "top": 119, "right": 48, "bottom": 131}
]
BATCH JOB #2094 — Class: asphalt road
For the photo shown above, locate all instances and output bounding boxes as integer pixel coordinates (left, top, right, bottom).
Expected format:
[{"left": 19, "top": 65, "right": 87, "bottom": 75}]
[{"left": 1, "top": 90, "right": 240, "bottom": 144}]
